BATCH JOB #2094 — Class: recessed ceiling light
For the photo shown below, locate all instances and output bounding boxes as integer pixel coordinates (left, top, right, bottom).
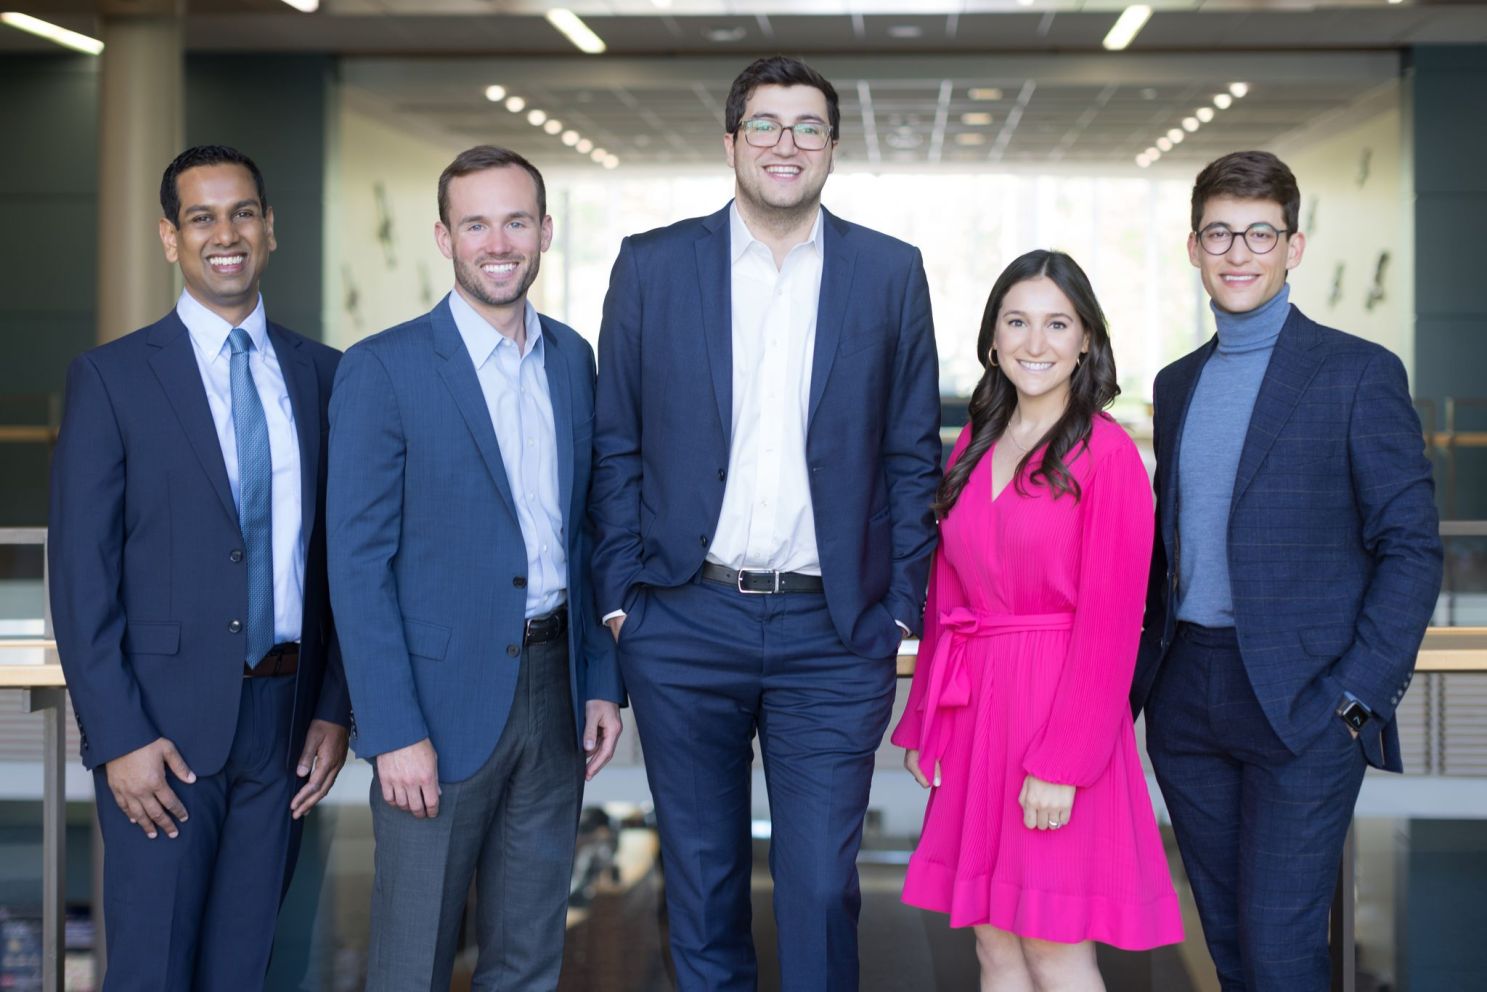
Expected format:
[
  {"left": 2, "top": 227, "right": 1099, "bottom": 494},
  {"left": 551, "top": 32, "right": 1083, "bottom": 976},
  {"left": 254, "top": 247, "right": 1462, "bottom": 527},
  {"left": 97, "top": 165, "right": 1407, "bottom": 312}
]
[
  {"left": 561, "top": 130, "right": 580, "bottom": 146},
  {"left": 1136, "top": 154, "right": 1151, "bottom": 168},
  {"left": 960, "top": 112, "right": 994, "bottom": 126},
  {"left": 652, "top": 0, "right": 672, "bottom": 8},
  {"left": 1196, "top": 107, "right": 1215, "bottom": 123},
  {"left": 545, "top": 9, "right": 607, "bottom": 55},
  {"left": 591, "top": 147, "right": 608, "bottom": 163},
  {"left": 603, "top": 155, "right": 620, "bottom": 169},
  {"left": 505, "top": 95, "right": 526, "bottom": 113},
  {"left": 887, "top": 25, "right": 923, "bottom": 39},
  {"left": 544, "top": 119, "right": 563, "bottom": 135},
  {"left": 576, "top": 138, "right": 594, "bottom": 154},
  {"left": 968, "top": 87, "right": 1004, "bottom": 102},
  {"left": 1167, "top": 128, "right": 1184, "bottom": 144},
  {"left": 1213, "top": 93, "right": 1233, "bottom": 110},
  {"left": 1017, "top": 0, "right": 1035, "bottom": 6},
  {"left": 704, "top": 26, "right": 748, "bottom": 43},
  {"left": 954, "top": 133, "right": 987, "bottom": 146},
  {"left": 279, "top": 0, "right": 318, "bottom": 10},
  {"left": 0, "top": 12, "right": 104, "bottom": 54},
  {"left": 483, "top": 85, "right": 506, "bottom": 103},
  {"left": 1145, "top": 146, "right": 1160, "bottom": 158},
  {"left": 1140, "top": 87, "right": 1158, "bottom": 101},
  {"left": 1156, "top": 136, "right": 1173, "bottom": 152},
  {"left": 1229, "top": 82, "right": 1249, "bottom": 98},
  {"left": 1182, "top": 116, "right": 1199, "bottom": 132},
  {"left": 527, "top": 109, "right": 548, "bottom": 126},
  {"left": 1102, "top": 5, "right": 1153, "bottom": 52}
]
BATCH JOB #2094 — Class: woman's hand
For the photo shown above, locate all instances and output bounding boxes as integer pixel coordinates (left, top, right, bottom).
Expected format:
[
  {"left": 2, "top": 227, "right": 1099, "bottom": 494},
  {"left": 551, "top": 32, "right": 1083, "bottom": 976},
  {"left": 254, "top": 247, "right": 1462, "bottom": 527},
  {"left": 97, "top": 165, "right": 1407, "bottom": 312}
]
[
  {"left": 1019, "top": 774, "right": 1075, "bottom": 830},
  {"left": 904, "top": 749, "right": 941, "bottom": 789}
]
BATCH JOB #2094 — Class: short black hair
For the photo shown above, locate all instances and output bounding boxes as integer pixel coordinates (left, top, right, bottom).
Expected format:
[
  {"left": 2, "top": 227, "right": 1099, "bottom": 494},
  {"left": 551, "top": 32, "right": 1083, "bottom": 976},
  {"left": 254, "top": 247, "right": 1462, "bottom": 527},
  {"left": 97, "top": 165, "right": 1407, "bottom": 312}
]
[
  {"left": 160, "top": 145, "right": 268, "bottom": 227},
  {"left": 1191, "top": 150, "right": 1301, "bottom": 234},
  {"left": 724, "top": 56, "right": 840, "bottom": 141},
  {"left": 438, "top": 145, "right": 547, "bottom": 227}
]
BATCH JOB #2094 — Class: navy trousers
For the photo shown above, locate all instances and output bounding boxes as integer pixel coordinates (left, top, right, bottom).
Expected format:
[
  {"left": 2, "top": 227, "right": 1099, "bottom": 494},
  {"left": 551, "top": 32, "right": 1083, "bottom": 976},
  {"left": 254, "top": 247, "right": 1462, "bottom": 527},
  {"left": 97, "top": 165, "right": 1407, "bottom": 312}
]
[
  {"left": 1146, "top": 623, "right": 1367, "bottom": 992},
  {"left": 93, "top": 674, "right": 301, "bottom": 992},
  {"left": 618, "top": 577, "right": 897, "bottom": 992}
]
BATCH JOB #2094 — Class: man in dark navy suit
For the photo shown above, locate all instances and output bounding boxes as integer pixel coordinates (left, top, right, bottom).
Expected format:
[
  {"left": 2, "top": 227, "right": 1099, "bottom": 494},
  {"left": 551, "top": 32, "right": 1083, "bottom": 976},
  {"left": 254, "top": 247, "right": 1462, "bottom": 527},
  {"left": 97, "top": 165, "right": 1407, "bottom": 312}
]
[
  {"left": 591, "top": 57, "right": 941, "bottom": 990},
  {"left": 1133, "top": 150, "right": 1442, "bottom": 991},
  {"left": 48, "top": 146, "right": 349, "bottom": 991}
]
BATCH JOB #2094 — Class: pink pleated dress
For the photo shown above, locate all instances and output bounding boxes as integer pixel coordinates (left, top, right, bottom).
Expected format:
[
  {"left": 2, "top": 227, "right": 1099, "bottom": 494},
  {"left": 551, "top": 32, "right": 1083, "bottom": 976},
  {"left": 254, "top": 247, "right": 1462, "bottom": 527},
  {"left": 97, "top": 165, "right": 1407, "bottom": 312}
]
[{"left": 892, "top": 413, "right": 1183, "bottom": 949}]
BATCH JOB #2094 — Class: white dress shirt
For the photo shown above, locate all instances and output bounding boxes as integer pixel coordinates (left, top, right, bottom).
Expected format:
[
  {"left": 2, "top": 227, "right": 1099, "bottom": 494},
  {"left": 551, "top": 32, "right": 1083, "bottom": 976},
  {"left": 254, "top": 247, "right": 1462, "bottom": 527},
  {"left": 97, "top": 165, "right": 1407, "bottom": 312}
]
[
  {"left": 708, "top": 202, "right": 824, "bottom": 574},
  {"left": 447, "top": 290, "right": 567, "bottom": 618},
  {"left": 177, "top": 290, "right": 305, "bottom": 644}
]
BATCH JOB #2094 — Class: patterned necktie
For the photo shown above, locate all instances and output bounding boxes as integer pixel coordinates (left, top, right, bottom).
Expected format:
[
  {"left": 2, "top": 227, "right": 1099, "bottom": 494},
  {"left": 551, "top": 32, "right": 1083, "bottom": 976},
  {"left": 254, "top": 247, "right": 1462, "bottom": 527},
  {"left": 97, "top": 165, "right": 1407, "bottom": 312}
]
[{"left": 228, "top": 327, "right": 274, "bottom": 665}]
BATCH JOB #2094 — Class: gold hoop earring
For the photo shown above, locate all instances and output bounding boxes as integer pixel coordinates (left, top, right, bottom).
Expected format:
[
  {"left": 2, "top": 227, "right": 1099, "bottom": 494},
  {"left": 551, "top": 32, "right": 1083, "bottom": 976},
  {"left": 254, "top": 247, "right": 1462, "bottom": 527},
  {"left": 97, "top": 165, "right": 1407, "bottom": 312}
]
[{"left": 989, "top": 350, "right": 999, "bottom": 368}]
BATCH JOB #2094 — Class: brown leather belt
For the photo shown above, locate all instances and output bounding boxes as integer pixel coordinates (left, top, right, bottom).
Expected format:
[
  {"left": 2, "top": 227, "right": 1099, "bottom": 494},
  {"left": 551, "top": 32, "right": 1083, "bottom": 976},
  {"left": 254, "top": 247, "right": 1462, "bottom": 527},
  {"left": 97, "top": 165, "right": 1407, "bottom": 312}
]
[
  {"left": 700, "top": 563, "right": 825, "bottom": 595},
  {"left": 524, "top": 605, "right": 568, "bottom": 646},
  {"left": 245, "top": 642, "right": 299, "bottom": 678}
]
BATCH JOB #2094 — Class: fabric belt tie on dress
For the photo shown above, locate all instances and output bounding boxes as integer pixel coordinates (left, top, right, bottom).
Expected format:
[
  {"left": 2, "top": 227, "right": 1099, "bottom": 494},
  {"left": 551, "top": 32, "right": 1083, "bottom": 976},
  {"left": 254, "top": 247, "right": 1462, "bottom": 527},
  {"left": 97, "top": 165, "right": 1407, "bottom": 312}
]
[{"left": 915, "top": 608, "right": 1075, "bottom": 774}]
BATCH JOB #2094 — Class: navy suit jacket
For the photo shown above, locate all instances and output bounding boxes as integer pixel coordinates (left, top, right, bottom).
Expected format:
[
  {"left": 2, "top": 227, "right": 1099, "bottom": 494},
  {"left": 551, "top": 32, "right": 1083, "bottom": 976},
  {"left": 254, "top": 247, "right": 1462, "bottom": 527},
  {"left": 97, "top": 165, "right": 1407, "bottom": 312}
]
[
  {"left": 327, "top": 295, "right": 620, "bottom": 784},
  {"left": 48, "top": 311, "right": 350, "bottom": 775},
  {"left": 1132, "top": 305, "right": 1442, "bottom": 772},
  {"left": 591, "top": 204, "right": 942, "bottom": 659}
]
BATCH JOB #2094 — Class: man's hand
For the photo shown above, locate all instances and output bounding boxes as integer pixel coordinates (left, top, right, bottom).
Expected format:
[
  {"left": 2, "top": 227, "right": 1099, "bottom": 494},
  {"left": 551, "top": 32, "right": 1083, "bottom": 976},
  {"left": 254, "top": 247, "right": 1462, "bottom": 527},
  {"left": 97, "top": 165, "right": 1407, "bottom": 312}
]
[
  {"left": 903, "top": 748, "right": 940, "bottom": 789},
  {"left": 1019, "top": 774, "right": 1076, "bottom": 831},
  {"left": 376, "top": 738, "right": 441, "bottom": 818},
  {"left": 606, "top": 614, "right": 625, "bottom": 642},
  {"left": 104, "top": 738, "right": 197, "bottom": 839},
  {"left": 582, "top": 700, "right": 623, "bottom": 780},
  {"left": 291, "top": 719, "right": 350, "bottom": 820}
]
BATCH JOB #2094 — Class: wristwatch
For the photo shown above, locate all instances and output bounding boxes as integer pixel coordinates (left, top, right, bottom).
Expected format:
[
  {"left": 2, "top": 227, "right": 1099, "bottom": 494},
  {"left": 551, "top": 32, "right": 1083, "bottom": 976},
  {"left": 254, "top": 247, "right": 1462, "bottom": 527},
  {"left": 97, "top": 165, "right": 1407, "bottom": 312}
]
[{"left": 1336, "top": 691, "right": 1372, "bottom": 732}]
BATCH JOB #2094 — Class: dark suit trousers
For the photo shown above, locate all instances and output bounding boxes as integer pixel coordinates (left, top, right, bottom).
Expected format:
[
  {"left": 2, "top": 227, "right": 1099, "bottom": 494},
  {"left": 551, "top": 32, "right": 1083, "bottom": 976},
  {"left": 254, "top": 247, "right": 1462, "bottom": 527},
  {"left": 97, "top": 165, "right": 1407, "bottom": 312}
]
[
  {"left": 93, "top": 674, "right": 301, "bottom": 992},
  {"left": 365, "top": 635, "right": 582, "bottom": 992},
  {"left": 618, "top": 578, "right": 898, "bottom": 992},
  {"left": 1146, "top": 623, "right": 1367, "bottom": 992}
]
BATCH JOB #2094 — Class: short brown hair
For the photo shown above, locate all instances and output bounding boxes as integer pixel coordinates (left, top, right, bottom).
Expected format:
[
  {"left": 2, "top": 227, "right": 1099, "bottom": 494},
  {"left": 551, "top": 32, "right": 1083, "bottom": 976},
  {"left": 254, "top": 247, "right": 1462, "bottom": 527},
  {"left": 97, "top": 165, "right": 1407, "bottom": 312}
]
[
  {"left": 437, "top": 145, "right": 546, "bottom": 226},
  {"left": 1190, "top": 150, "right": 1300, "bottom": 234}
]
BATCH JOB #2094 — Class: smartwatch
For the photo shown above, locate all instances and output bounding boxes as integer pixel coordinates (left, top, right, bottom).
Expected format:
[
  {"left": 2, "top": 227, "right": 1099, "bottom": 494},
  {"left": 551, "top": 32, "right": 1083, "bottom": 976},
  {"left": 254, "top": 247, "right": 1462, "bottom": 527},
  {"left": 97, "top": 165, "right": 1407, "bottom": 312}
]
[{"left": 1336, "top": 692, "right": 1372, "bottom": 732}]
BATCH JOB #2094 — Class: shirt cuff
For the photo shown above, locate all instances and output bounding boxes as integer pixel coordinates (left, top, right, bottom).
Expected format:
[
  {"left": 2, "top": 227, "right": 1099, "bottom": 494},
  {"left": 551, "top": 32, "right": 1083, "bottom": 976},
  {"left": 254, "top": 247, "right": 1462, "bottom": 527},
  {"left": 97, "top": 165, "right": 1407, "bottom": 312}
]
[
  {"left": 602, "top": 610, "right": 626, "bottom": 624},
  {"left": 895, "top": 620, "right": 911, "bottom": 638}
]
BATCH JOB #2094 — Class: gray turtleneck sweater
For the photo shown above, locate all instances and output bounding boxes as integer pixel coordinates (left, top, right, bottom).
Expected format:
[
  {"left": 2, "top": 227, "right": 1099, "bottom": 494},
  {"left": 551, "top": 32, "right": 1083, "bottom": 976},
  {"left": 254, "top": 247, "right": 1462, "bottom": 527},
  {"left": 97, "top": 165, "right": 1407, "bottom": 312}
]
[{"left": 1175, "top": 284, "right": 1291, "bottom": 627}]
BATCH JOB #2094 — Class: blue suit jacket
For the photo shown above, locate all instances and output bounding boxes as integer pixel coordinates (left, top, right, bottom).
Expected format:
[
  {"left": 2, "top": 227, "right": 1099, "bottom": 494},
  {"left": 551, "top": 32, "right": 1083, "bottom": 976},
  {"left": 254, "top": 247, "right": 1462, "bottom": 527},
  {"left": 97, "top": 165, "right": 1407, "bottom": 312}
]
[
  {"left": 327, "top": 295, "right": 620, "bottom": 783},
  {"left": 48, "top": 311, "right": 350, "bottom": 775},
  {"left": 1132, "top": 305, "right": 1442, "bottom": 771},
  {"left": 591, "top": 204, "right": 942, "bottom": 659}
]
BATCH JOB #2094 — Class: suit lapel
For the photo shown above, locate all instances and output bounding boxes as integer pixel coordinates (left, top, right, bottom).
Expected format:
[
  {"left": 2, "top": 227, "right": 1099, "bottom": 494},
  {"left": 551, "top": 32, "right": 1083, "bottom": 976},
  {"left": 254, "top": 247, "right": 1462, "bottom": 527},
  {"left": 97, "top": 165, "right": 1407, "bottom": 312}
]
[
  {"left": 430, "top": 296, "right": 520, "bottom": 523},
  {"left": 808, "top": 209, "right": 857, "bottom": 430},
  {"left": 695, "top": 206, "right": 733, "bottom": 440},
  {"left": 146, "top": 312, "right": 238, "bottom": 525},
  {"left": 1231, "top": 307, "right": 1324, "bottom": 506},
  {"left": 268, "top": 323, "right": 320, "bottom": 544},
  {"left": 539, "top": 316, "right": 574, "bottom": 536}
]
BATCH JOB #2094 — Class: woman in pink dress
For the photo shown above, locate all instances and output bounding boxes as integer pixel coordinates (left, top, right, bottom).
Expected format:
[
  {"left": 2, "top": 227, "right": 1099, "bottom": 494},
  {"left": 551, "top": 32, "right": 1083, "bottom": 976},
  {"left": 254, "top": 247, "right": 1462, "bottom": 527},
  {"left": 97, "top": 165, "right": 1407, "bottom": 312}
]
[{"left": 893, "top": 250, "right": 1183, "bottom": 990}]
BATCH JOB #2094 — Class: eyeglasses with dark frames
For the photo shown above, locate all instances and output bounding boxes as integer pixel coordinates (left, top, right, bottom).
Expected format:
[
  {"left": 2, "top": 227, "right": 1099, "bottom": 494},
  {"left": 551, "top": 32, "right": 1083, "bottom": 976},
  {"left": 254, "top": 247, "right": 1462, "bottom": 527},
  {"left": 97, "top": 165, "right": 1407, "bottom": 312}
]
[
  {"left": 737, "top": 118, "right": 834, "bottom": 151},
  {"left": 1196, "top": 222, "right": 1291, "bottom": 255}
]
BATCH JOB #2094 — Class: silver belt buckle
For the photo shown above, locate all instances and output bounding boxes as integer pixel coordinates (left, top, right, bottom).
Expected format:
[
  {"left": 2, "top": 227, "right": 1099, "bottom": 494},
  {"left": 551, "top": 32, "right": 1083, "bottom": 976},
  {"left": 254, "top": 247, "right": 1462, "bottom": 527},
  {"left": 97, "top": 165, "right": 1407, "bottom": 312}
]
[{"left": 737, "top": 568, "right": 780, "bottom": 594}]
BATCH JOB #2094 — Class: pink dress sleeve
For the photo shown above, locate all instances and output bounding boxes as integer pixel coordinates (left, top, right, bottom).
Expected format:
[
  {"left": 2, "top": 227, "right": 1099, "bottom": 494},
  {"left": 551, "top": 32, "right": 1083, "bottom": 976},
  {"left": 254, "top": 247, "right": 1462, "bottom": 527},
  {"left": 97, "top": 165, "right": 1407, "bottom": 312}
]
[
  {"left": 891, "top": 424, "right": 973, "bottom": 750},
  {"left": 1022, "top": 427, "right": 1154, "bottom": 788}
]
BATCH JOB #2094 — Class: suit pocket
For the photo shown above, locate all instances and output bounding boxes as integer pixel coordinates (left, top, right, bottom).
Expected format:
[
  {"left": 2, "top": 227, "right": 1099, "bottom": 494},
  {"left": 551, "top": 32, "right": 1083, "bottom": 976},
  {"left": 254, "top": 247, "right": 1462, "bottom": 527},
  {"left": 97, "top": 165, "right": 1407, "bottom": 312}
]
[
  {"left": 403, "top": 618, "right": 452, "bottom": 661},
  {"left": 123, "top": 621, "right": 181, "bottom": 656},
  {"left": 1300, "top": 624, "right": 1354, "bottom": 660}
]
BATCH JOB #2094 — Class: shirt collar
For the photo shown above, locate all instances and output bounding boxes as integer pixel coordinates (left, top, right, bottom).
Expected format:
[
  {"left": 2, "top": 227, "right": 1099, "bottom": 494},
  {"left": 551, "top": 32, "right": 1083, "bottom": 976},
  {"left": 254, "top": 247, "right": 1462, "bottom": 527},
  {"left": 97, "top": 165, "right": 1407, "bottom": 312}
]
[
  {"left": 729, "top": 200, "right": 823, "bottom": 265},
  {"left": 446, "top": 288, "right": 544, "bottom": 369},
  {"left": 177, "top": 290, "right": 268, "bottom": 360}
]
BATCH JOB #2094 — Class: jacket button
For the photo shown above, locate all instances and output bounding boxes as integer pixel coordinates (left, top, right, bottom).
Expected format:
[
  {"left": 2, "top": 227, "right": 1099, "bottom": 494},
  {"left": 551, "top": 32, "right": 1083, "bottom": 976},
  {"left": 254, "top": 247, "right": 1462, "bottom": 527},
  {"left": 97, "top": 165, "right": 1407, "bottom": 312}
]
[
  {"left": 699, "top": 535, "right": 708, "bottom": 547},
  {"left": 228, "top": 619, "right": 243, "bottom": 633},
  {"left": 229, "top": 549, "right": 243, "bottom": 563},
  {"left": 506, "top": 644, "right": 520, "bottom": 657},
  {"left": 718, "top": 469, "right": 726, "bottom": 481},
  {"left": 513, "top": 575, "right": 527, "bottom": 588}
]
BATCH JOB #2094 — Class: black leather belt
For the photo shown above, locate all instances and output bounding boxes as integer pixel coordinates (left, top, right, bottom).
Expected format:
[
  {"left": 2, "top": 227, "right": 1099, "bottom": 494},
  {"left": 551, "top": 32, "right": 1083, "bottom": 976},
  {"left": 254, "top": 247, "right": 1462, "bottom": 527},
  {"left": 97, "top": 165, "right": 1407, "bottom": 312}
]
[
  {"left": 524, "top": 605, "right": 568, "bottom": 645},
  {"left": 244, "top": 642, "right": 299, "bottom": 678},
  {"left": 700, "top": 563, "right": 825, "bottom": 595}
]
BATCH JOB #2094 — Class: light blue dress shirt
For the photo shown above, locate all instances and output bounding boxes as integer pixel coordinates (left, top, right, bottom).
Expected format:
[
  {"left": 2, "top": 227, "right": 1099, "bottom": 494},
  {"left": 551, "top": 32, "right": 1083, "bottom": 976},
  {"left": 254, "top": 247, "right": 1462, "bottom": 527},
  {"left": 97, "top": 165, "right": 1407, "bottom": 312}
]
[
  {"left": 177, "top": 290, "right": 306, "bottom": 644},
  {"left": 446, "top": 290, "right": 567, "bottom": 618}
]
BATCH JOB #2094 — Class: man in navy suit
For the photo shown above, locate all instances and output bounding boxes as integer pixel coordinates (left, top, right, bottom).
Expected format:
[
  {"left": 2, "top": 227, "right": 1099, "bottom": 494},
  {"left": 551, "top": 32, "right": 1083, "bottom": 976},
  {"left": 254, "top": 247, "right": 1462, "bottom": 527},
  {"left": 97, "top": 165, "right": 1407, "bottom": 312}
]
[
  {"left": 1132, "top": 150, "right": 1442, "bottom": 991},
  {"left": 328, "top": 146, "right": 623, "bottom": 991},
  {"left": 48, "top": 145, "right": 350, "bottom": 991},
  {"left": 591, "top": 57, "right": 941, "bottom": 990}
]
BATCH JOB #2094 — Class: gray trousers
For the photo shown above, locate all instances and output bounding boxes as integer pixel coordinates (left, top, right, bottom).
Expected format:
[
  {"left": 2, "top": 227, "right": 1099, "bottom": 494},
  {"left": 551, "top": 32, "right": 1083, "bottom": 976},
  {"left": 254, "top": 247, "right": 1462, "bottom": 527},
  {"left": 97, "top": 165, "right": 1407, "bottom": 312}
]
[{"left": 365, "top": 636, "right": 582, "bottom": 992}]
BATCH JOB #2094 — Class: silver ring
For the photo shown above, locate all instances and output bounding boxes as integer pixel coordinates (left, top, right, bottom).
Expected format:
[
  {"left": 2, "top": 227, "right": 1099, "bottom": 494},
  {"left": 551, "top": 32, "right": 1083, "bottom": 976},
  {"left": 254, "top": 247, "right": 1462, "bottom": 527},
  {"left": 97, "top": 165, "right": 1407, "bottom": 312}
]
[{"left": 1049, "top": 820, "right": 1061, "bottom": 828}]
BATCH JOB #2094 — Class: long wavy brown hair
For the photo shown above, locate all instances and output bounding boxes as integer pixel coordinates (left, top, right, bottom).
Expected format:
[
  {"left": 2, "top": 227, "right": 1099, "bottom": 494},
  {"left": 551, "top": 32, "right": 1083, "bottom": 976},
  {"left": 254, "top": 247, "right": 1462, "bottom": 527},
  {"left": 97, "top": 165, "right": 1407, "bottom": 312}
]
[{"left": 934, "top": 249, "right": 1120, "bottom": 517}]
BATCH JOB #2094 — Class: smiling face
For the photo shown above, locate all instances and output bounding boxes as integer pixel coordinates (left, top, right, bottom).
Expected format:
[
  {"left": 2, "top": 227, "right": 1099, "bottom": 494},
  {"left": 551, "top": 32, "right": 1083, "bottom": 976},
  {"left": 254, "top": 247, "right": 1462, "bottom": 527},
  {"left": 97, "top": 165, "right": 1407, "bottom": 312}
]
[
  {"left": 435, "top": 165, "right": 552, "bottom": 318},
  {"left": 992, "top": 276, "right": 1090, "bottom": 408},
  {"left": 158, "top": 163, "right": 275, "bottom": 325},
  {"left": 1188, "top": 194, "right": 1305, "bottom": 314},
  {"left": 723, "top": 83, "right": 835, "bottom": 220}
]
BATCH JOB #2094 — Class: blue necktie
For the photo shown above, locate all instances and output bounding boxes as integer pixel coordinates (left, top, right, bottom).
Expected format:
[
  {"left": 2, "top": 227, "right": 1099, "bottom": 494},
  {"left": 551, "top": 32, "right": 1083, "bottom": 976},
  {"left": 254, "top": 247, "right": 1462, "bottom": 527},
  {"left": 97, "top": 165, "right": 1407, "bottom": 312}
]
[{"left": 228, "top": 328, "right": 274, "bottom": 665}]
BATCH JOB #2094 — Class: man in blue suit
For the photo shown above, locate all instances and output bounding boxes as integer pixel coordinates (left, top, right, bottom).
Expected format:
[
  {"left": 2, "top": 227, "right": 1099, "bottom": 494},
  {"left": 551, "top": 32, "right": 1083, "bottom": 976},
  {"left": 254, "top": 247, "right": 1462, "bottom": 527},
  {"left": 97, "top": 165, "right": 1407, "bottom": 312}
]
[
  {"left": 1132, "top": 150, "right": 1442, "bottom": 991},
  {"left": 48, "top": 145, "right": 350, "bottom": 990},
  {"left": 328, "top": 146, "right": 623, "bottom": 991},
  {"left": 592, "top": 57, "right": 941, "bottom": 990}
]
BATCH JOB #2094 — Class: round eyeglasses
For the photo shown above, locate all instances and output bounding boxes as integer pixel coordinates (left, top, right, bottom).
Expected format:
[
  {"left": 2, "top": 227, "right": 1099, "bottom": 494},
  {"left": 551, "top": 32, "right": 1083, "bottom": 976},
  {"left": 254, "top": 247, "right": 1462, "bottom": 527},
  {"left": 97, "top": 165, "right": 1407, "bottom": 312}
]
[
  {"left": 1196, "top": 222, "right": 1291, "bottom": 255},
  {"left": 738, "top": 118, "right": 834, "bottom": 151}
]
